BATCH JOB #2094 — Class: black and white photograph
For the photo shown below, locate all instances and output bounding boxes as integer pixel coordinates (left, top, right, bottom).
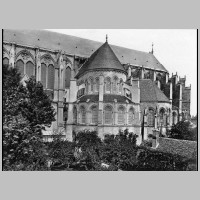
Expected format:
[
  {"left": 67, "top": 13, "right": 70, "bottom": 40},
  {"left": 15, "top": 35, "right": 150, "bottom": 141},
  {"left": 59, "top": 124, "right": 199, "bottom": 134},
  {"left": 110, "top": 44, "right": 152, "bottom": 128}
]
[{"left": 2, "top": 29, "right": 197, "bottom": 171}]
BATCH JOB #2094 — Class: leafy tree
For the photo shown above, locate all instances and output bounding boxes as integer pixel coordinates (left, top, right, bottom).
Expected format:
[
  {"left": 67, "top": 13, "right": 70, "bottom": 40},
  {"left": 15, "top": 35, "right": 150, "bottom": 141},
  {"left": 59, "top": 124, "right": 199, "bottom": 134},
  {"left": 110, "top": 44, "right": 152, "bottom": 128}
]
[
  {"left": 74, "top": 130, "right": 102, "bottom": 150},
  {"left": 3, "top": 65, "right": 55, "bottom": 170},
  {"left": 168, "top": 120, "right": 197, "bottom": 141}
]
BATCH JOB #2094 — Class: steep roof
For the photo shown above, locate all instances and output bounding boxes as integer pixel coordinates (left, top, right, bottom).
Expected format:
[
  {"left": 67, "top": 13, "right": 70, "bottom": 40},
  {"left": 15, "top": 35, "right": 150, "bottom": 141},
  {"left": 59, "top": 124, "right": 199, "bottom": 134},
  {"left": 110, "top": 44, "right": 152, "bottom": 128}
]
[
  {"left": 76, "top": 42, "right": 126, "bottom": 77},
  {"left": 140, "top": 79, "right": 170, "bottom": 103},
  {"left": 3, "top": 29, "right": 168, "bottom": 72}
]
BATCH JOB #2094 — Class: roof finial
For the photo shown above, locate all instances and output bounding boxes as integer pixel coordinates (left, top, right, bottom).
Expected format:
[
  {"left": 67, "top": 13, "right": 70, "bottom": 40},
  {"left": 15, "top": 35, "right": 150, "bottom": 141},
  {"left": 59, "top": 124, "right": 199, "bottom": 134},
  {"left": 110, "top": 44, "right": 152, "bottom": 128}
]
[
  {"left": 151, "top": 42, "right": 154, "bottom": 54},
  {"left": 106, "top": 34, "right": 108, "bottom": 43}
]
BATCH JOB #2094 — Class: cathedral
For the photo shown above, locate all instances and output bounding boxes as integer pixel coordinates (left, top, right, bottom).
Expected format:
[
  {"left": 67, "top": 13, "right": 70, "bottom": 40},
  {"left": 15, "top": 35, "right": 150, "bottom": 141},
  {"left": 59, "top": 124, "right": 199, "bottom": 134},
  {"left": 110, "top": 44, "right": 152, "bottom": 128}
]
[{"left": 3, "top": 29, "right": 191, "bottom": 144}]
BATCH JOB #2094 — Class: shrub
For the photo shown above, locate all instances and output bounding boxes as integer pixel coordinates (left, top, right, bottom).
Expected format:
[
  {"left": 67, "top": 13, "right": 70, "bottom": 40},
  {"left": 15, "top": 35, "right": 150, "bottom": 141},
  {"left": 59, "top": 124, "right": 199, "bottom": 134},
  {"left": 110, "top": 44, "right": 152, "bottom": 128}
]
[
  {"left": 168, "top": 120, "right": 197, "bottom": 141},
  {"left": 74, "top": 130, "right": 102, "bottom": 150}
]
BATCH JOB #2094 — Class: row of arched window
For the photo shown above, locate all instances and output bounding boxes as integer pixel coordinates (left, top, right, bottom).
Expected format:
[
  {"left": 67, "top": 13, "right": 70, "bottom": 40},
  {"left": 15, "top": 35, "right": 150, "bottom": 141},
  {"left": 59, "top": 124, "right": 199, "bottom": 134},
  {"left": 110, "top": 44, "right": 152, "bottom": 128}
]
[
  {"left": 3, "top": 57, "right": 72, "bottom": 90},
  {"left": 146, "top": 108, "right": 178, "bottom": 127},
  {"left": 85, "top": 76, "right": 124, "bottom": 94},
  {"left": 77, "top": 105, "right": 135, "bottom": 125}
]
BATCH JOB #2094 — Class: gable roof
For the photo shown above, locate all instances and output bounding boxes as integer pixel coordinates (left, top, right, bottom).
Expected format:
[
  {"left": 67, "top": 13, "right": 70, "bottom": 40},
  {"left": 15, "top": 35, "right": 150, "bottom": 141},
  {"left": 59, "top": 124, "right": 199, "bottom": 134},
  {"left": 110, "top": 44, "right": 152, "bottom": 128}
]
[
  {"left": 3, "top": 29, "right": 168, "bottom": 72},
  {"left": 140, "top": 79, "right": 170, "bottom": 103},
  {"left": 76, "top": 42, "right": 126, "bottom": 78}
]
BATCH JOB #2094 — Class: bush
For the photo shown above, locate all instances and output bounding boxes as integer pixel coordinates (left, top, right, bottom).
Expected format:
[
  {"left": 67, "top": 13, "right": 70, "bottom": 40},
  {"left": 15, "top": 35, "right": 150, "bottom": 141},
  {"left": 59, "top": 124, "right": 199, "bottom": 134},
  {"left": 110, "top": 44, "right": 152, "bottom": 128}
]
[
  {"left": 74, "top": 130, "right": 102, "bottom": 150},
  {"left": 168, "top": 120, "right": 197, "bottom": 141},
  {"left": 135, "top": 147, "right": 189, "bottom": 171}
]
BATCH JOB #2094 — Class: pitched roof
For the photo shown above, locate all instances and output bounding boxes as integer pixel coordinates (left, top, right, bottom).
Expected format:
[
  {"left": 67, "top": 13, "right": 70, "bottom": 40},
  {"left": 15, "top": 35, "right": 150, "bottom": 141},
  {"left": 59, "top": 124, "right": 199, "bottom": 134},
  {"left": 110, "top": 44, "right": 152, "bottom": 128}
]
[
  {"left": 157, "top": 137, "right": 197, "bottom": 159},
  {"left": 75, "top": 42, "right": 126, "bottom": 77},
  {"left": 78, "top": 94, "right": 133, "bottom": 103},
  {"left": 140, "top": 79, "right": 170, "bottom": 103},
  {"left": 3, "top": 29, "right": 168, "bottom": 72}
]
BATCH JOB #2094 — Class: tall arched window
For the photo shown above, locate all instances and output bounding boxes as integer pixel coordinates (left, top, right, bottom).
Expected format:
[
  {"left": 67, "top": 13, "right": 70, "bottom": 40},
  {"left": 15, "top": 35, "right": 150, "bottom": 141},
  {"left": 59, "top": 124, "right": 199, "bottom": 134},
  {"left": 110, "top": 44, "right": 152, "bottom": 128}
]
[
  {"left": 91, "top": 105, "right": 98, "bottom": 124},
  {"left": 85, "top": 80, "right": 88, "bottom": 94},
  {"left": 16, "top": 59, "right": 24, "bottom": 75},
  {"left": 41, "top": 63, "right": 47, "bottom": 88},
  {"left": 113, "top": 76, "right": 118, "bottom": 93},
  {"left": 128, "top": 107, "right": 135, "bottom": 125},
  {"left": 159, "top": 108, "right": 166, "bottom": 126},
  {"left": 73, "top": 106, "right": 77, "bottom": 124},
  {"left": 172, "top": 112, "right": 177, "bottom": 125},
  {"left": 26, "top": 61, "right": 35, "bottom": 78},
  {"left": 80, "top": 106, "right": 86, "bottom": 124},
  {"left": 148, "top": 108, "right": 155, "bottom": 127},
  {"left": 118, "top": 106, "right": 125, "bottom": 124},
  {"left": 104, "top": 105, "right": 112, "bottom": 125},
  {"left": 95, "top": 77, "right": 99, "bottom": 92},
  {"left": 3, "top": 57, "right": 9, "bottom": 66},
  {"left": 48, "top": 64, "right": 54, "bottom": 89},
  {"left": 105, "top": 77, "right": 111, "bottom": 93},
  {"left": 119, "top": 79, "right": 123, "bottom": 94},
  {"left": 88, "top": 77, "right": 93, "bottom": 93},
  {"left": 65, "top": 67, "right": 71, "bottom": 88}
]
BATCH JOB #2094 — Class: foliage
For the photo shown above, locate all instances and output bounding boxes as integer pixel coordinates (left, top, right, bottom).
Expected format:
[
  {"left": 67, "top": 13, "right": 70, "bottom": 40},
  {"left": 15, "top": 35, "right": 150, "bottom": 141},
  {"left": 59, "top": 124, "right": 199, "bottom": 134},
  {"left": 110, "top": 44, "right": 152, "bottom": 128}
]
[
  {"left": 135, "top": 147, "right": 189, "bottom": 171},
  {"left": 74, "top": 130, "right": 102, "bottom": 150},
  {"left": 47, "top": 132, "right": 75, "bottom": 169},
  {"left": 22, "top": 77, "right": 55, "bottom": 129},
  {"left": 3, "top": 65, "right": 55, "bottom": 170},
  {"left": 168, "top": 120, "right": 197, "bottom": 141},
  {"left": 99, "top": 129, "right": 138, "bottom": 170}
]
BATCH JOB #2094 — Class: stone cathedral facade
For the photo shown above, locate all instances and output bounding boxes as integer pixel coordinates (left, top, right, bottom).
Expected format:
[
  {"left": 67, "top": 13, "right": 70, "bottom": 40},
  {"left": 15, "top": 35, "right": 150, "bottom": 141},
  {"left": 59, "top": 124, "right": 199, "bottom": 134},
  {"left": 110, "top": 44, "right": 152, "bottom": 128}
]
[{"left": 3, "top": 30, "right": 191, "bottom": 144}]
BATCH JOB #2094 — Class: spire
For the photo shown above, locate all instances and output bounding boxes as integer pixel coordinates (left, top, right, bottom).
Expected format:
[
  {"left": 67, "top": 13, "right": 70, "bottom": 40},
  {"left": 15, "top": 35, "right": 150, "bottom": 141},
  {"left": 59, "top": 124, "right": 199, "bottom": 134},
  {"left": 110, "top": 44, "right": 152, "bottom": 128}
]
[
  {"left": 106, "top": 34, "right": 108, "bottom": 43},
  {"left": 151, "top": 42, "right": 154, "bottom": 54}
]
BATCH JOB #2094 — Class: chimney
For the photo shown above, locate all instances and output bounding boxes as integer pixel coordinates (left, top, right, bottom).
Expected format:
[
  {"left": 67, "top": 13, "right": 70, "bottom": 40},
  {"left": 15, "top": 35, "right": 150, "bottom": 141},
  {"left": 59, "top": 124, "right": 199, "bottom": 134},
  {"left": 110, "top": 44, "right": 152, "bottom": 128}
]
[{"left": 152, "top": 129, "right": 159, "bottom": 149}]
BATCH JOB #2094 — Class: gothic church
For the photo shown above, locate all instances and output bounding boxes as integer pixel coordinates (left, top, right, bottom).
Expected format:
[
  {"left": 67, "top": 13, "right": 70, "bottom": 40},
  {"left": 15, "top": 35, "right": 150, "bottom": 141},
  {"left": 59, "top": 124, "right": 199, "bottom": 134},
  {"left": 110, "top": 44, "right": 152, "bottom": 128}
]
[{"left": 3, "top": 30, "right": 191, "bottom": 144}]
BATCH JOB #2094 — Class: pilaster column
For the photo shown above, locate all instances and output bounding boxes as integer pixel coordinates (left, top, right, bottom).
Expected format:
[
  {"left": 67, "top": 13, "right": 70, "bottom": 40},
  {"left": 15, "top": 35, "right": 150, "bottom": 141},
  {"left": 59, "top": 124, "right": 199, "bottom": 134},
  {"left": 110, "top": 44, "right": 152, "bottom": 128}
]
[
  {"left": 57, "top": 102, "right": 64, "bottom": 127},
  {"left": 166, "top": 73, "right": 169, "bottom": 83},
  {"left": 179, "top": 84, "right": 183, "bottom": 121},
  {"left": 141, "top": 68, "right": 144, "bottom": 79},
  {"left": 154, "top": 113, "right": 158, "bottom": 129},
  {"left": 169, "top": 110, "right": 172, "bottom": 127},
  {"left": 98, "top": 75, "right": 104, "bottom": 125},
  {"left": 9, "top": 43, "right": 15, "bottom": 68},
  {"left": 170, "top": 81, "right": 173, "bottom": 103},
  {"left": 157, "top": 80, "right": 161, "bottom": 89},
  {"left": 128, "top": 66, "right": 131, "bottom": 77},
  {"left": 36, "top": 48, "right": 41, "bottom": 82},
  {"left": 153, "top": 71, "right": 156, "bottom": 81}
]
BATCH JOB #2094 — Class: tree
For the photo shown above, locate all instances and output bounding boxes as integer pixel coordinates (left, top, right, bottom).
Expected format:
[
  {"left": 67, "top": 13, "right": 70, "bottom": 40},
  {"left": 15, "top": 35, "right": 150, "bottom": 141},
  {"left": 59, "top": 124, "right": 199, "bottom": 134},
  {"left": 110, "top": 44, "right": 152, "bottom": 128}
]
[
  {"left": 168, "top": 120, "right": 197, "bottom": 141},
  {"left": 3, "top": 65, "right": 55, "bottom": 170}
]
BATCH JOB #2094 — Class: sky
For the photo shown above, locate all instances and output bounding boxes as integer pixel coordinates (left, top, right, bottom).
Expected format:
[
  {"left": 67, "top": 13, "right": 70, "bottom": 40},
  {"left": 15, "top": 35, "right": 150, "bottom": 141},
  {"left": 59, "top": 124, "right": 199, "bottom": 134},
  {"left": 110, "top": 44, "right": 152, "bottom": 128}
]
[{"left": 47, "top": 29, "right": 197, "bottom": 116}]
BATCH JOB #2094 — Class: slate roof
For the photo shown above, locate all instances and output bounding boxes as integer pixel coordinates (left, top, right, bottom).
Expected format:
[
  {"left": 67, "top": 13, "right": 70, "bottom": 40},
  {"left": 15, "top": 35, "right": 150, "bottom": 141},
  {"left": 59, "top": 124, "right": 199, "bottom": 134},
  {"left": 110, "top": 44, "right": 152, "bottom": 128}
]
[
  {"left": 140, "top": 79, "right": 170, "bottom": 103},
  {"left": 157, "top": 137, "right": 197, "bottom": 159},
  {"left": 3, "top": 29, "right": 168, "bottom": 72},
  {"left": 77, "top": 94, "right": 133, "bottom": 103},
  {"left": 76, "top": 42, "right": 126, "bottom": 78}
]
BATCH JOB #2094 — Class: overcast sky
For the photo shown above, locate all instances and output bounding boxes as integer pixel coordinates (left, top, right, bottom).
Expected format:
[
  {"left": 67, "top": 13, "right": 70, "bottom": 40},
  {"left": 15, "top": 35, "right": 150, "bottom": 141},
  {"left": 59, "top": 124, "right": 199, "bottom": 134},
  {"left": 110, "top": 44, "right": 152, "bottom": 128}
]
[{"left": 47, "top": 29, "right": 197, "bottom": 116}]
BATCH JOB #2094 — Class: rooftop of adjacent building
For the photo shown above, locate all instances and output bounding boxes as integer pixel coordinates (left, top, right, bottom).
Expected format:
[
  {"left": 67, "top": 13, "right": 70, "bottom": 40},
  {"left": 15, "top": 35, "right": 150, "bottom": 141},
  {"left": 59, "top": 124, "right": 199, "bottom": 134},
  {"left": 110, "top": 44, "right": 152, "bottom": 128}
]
[
  {"left": 3, "top": 29, "right": 168, "bottom": 72},
  {"left": 139, "top": 79, "right": 170, "bottom": 103}
]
